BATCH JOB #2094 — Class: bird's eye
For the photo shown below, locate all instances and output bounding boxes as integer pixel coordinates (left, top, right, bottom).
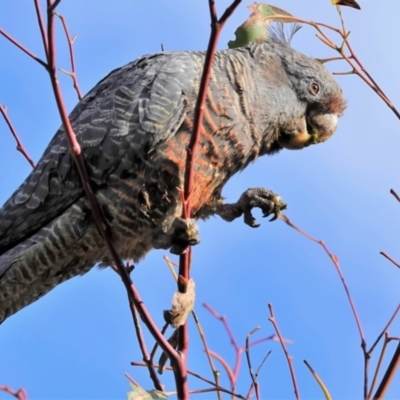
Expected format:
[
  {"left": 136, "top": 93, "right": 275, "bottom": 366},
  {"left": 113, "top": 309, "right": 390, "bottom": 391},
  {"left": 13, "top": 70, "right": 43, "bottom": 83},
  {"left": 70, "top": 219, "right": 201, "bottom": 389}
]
[{"left": 310, "top": 82, "right": 320, "bottom": 95}]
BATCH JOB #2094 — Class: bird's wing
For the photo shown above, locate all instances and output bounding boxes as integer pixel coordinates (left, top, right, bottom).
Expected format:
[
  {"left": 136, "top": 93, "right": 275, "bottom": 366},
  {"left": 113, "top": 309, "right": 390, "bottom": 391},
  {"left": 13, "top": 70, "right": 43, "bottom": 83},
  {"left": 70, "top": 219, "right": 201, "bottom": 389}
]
[{"left": 0, "top": 51, "right": 200, "bottom": 253}]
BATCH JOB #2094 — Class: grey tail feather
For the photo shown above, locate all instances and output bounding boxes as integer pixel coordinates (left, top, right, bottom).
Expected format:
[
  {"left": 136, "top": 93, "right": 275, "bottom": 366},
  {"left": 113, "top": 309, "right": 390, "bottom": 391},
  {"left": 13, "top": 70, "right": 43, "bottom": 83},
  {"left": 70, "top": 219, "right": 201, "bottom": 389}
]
[{"left": 0, "top": 233, "right": 93, "bottom": 324}]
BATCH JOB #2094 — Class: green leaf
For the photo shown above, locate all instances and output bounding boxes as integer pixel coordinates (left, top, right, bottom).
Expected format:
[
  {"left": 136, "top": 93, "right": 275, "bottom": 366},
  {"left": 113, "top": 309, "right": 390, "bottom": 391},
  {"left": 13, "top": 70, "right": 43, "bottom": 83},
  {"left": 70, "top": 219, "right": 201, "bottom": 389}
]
[
  {"left": 127, "top": 382, "right": 168, "bottom": 400},
  {"left": 303, "top": 360, "right": 332, "bottom": 400},
  {"left": 228, "top": 2, "right": 292, "bottom": 49}
]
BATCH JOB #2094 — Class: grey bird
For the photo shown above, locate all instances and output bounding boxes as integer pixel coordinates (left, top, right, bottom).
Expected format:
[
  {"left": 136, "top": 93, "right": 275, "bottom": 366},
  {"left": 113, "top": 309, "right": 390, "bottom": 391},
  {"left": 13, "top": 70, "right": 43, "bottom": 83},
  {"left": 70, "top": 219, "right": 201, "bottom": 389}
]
[{"left": 0, "top": 37, "right": 346, "bottom": 323}]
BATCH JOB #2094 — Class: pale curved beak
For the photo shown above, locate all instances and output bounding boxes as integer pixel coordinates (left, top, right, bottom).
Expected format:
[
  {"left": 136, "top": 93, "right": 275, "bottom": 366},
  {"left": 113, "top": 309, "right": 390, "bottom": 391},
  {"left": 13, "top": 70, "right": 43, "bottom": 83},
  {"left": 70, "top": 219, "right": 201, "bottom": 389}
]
[
  {"left": 278, "top": 112, "right": 339, "bottom": 150},
  {"left": 308, "top": 113, "right": 339, "bottom": 144}
]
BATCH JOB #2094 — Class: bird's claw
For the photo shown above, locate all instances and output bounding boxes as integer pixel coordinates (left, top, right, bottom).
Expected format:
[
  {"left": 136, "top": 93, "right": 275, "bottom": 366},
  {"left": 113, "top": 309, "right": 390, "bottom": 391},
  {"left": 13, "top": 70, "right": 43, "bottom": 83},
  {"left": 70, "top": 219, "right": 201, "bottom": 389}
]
[
  {"left": 238, "top": 188, "right": 286, "bottom": 227},
  {"left": 152, "top": 217, "right": 200, "bottom": 255}
]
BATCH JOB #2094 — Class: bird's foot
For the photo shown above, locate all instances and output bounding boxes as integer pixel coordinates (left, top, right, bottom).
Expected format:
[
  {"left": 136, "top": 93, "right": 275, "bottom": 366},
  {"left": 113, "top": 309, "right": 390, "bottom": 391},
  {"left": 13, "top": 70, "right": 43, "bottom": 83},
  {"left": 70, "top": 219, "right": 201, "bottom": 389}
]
[
  {"left": 152, "top": 217, "right": 200, "bottom": 255},
  {"left": 217, "top": 187, "right": 286, "bottom": 227}
]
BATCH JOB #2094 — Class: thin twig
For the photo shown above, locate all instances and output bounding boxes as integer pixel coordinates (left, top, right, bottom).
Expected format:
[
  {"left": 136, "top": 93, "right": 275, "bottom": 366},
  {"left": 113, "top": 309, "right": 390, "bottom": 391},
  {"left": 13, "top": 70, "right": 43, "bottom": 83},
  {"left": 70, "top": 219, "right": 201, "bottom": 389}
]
[
  {"left": 246, "top": 350, "right": 272, "bottom": 399},
  {"left": 374, "top": 341, "right": 400, "bottom": 399},
  {"left": 380, "top": 252, "right": 400, "bottom": 269},
  {"left": 245, "top": 326, "right": 262, "bottom": 400},
  {"left": 263, "top": 14, "right": 400, "bottom": 120},
  {"left": 33, "top": 0, "right": 49, "bottom": 58},
  {"left": 209, "top": 349, "right": 235, "bottom": 391},
  {"left": 55, "top": 13, "right": 83, "bottom": 100},
  {"left": 0, "top": 105, "right": 35, "bottom": 167},
  {"left": 368, "top": 333, "right": 390, "bottom": 399},
  {"left": 192, "top": 311, "right": 223, "bottom": 400},
  {"left": 280, "top": 215, "right": 365, "bottom": 345},
  {"left": 268, "top": 303, "right": 300, "bottom": 400},
  {"left": 0, "top": 386, "right": 28, "bottom": 400},
  {"left": 204, "top": 302, "right": 281, "bottom": 392},
  {"left": 130, "top": 301, "right": 164, "bottom": 391},
  {"left": 280, "top": 214, "right": 366, "bottom": 397},
  {"left": 131, "top": 361, "right": 246, "bottom": 399},
  {"left": 0, "top": 28, "right": 47, "bottom": 69},
  {"left": 390, "top": 189, "right": 400, "bottom": 203},
  {"left": 368, "top": 304, "right": 400, "bottom": 355}
]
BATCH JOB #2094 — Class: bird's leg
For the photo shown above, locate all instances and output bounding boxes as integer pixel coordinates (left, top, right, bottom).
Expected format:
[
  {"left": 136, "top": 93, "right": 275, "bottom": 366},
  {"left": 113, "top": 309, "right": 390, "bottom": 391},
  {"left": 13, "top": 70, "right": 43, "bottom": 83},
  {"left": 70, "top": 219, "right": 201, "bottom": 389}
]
[
  {"left": 152, "top": 217, "right": 200, "bottom": 255},
  {"left": 215, "top": 187, "right": 286, "bottom": 227}
]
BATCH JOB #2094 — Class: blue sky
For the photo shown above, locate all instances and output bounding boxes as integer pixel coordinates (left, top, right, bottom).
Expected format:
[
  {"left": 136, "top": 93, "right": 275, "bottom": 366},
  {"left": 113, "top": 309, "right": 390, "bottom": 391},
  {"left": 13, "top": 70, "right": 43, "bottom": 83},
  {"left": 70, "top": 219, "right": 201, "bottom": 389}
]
[{"left": 1, "top": 1, "right": 400, "bottom": 399}]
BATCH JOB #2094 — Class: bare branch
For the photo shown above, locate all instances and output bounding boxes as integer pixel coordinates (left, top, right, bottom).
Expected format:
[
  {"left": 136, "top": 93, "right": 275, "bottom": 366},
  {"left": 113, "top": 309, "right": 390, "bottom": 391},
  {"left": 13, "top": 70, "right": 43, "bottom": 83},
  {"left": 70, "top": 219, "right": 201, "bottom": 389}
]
[
  {"left": 280, "top": 214, "right": 367, "bottom": 397},
  {"left": 130, "top": 301, "right": 164, "bottom": 391},
  {"left": 245, "top": 326, "right": 262, "bottom": 400},
  {"left": 280, "top": 215, "right": 365, "bottom": 345},
  {"left": 368, "top": 304, "right": 400, "bottom": 355},
  {"left": 0, "top": 386, "right": 28, "bottom": 400},
  {"left": 33, "top": 0, "right": 49, "bottom": 59},
  {"left": 55, "top": 12, "right": 83, "bottom": 100},
  {"left": 268, "top": 303, "right": 300, "bottom": 400},
  {"left": 0, "top": 28, "right": 47, "bottom": 69},
  {"left": 131, "top": 361, "right": 246, "bottom": 399},
  {"left": 390, "top": 189, "right": 400, "bottom": 203},
  {"left": 374, "top": 341, "right": 400, "bottom": 399},
  {"left": 176, "top": 3, "right": 242, "bottom": 391},
  {"left": 368, "top": 333, "right": 390, "bottom": 398},
  {"left": 380, "top": 252, "right": 400, "bottom": 270},
  {"left": 0, "top": 104, "right": 35, "bottom": 168},
  {"left": 209, "top": 349, "right": 235, "bottom": 391}
]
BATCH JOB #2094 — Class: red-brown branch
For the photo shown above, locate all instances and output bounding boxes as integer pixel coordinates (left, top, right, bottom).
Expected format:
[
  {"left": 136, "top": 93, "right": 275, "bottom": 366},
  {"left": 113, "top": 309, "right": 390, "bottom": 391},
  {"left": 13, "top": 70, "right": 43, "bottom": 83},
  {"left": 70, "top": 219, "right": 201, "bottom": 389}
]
[
  {"left": 204, "top": 302, "right": 280, "bottom": 393},
  {"left": 0, "top": 1, "right": 186, "bottom": 396},
  {"left": 0, "top": 386, "right": 28, "bottom": 400},
  {"left": 280, "top": 215, "right": 365, "bottom": 343},
  {"left": 130, "top": 301, "right": 164, "bottom": 391},
  {"left": 176, "top": 1, "right": 241, "bottom": 396},
  {"left": 268, "top": 303, "right": 300, "bottom": 400},
  {"left": 34, "top": 0, "right": 49, "bottom": 58},
  {"left": 0, "top": 28, "right": 47, "bottom": 69},
  {"left": 280, "top": 214, "right": 368, "bottom": 396},
  {"left": 0, "top": 105, "right": 36, "bottom": 168}
]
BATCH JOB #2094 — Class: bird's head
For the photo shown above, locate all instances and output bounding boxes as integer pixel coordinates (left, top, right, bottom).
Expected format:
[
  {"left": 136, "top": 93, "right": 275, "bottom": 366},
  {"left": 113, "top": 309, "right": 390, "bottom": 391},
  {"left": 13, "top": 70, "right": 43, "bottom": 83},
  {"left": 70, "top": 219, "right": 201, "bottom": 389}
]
[{"left": 252, "top": 39, "right": 347, "bottom": 151}]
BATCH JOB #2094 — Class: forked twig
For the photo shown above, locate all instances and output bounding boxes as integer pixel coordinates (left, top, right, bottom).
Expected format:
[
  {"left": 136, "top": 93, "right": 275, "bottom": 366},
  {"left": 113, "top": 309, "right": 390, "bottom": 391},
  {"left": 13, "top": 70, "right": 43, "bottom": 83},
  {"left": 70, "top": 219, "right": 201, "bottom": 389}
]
[
  {"left": 55, "top": 12, "right": 83, "bottom": 100},
  {"left": 245, "top": 327, "right": 262, "bottom": 400},
  {"left": 280, "top": 214, "right": 366, "bottom": 396},
  {"left": 373, "top": 341, "right": 400, "bottom": 399},
  {"left": 268, "top": 303, "right": 300, "bottom": 400}
]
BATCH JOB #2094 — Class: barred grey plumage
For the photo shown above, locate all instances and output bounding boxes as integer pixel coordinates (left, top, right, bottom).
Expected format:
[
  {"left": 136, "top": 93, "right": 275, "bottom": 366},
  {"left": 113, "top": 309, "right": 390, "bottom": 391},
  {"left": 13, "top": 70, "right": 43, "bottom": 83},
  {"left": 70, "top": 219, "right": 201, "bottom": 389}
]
[{"left": 0, "top": 38, "right": 346, "bottom": 323}]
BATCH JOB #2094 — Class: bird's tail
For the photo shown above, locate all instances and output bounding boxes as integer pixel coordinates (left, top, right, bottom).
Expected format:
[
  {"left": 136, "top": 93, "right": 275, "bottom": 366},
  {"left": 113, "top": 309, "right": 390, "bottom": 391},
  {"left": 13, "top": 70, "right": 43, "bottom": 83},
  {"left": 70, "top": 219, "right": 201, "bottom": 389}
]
[
  {"left": 0, "top": 204, "right": 100, "bottom": 324},
  {"left": 0, "top": 238, "right": 94, "bottom": 324}
]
